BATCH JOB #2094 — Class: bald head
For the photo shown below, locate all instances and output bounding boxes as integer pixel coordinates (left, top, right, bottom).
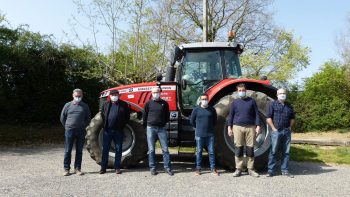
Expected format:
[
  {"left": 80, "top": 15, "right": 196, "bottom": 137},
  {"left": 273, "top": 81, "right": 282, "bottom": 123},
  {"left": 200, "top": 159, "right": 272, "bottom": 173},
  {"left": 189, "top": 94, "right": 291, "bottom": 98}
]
[
  {"left": 152, "top": 87, "right": 160, "bottom": 93},
  {"left": 277, "top": 88, "right": 286, "bottom": 95},
  {"left": 277, "top": 88, "right": 287, "bottom": 102},
  {"left": 151, "top": 87, "right": 161, "bottom": 100}
]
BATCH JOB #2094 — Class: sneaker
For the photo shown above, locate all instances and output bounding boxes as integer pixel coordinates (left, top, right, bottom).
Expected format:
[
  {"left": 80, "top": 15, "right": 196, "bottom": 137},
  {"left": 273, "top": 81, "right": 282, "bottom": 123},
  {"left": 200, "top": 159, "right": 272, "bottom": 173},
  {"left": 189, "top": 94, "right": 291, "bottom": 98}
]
[
  {"left": 248, "top": 169, "right": 260, "bottom": 178},
  {"left": 74, "top": 169, "right": 84, "bottom": 176},
  {"left": 195, "top": 169, "right": 201, "bottom": 176},
  {"left": 63, "top": 169, "right": 70, "bottom": 176},
  {"left": 150, "top": 169, "right": 158, "bottom": 176},
  {"left": 115, "top": 169, "right": 122, "bottom": 174},
  {"left": 282, "top": 172, "right": 294, "bottom": 178},
  {"left": 165, "top": 169, "right": 174, "bottom": 176},
  {"left": 232, "top": 169, "right": 241, "bottom": 177},
  {"left": 99, "top": 169, "right": 106, "bottom": 174},
  {"left": 211, "top": 169, "right": 219, "bottom": 176}
]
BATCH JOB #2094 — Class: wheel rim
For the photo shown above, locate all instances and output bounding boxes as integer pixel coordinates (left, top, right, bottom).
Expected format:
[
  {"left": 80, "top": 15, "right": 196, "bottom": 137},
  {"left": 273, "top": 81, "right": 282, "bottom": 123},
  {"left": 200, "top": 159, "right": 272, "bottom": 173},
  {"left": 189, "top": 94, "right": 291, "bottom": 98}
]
[
  {"left": 98, "top": 124, "right": 136, "bottom": 158},
  {"left": 223, "top": 113, "right": 270, "bottom": 157}
]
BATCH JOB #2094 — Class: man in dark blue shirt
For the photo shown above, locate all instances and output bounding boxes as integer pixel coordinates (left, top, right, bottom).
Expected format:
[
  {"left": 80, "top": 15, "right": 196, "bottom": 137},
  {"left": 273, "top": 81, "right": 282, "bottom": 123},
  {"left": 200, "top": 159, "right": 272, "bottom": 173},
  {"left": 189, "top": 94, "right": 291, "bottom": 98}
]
[
  {"left": 227, "top": 83, "right": 260, "bottom": 177},
  {"left": 190, "top": 94, "right": 218, "bottom": 176},
  {"left": 266, "top": 88, "right": 295, "bottom": 178},
  {"left": 99, "top": 89, "right": 130, "bottom": 174}
]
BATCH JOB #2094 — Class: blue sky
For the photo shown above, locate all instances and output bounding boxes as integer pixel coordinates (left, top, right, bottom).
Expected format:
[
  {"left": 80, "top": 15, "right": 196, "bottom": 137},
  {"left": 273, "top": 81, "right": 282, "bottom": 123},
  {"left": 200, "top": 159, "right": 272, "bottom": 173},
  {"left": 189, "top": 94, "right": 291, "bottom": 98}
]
[{"left": 1, "top": 0, "right": 349, "bottom": 82}]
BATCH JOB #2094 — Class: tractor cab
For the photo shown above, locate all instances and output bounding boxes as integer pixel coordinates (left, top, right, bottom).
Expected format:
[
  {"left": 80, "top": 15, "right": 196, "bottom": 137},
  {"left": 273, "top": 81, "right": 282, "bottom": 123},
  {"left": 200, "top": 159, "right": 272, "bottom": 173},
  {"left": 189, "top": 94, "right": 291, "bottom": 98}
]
[{"left": 170, "top": 42, "right": 244, "bottom": 115}]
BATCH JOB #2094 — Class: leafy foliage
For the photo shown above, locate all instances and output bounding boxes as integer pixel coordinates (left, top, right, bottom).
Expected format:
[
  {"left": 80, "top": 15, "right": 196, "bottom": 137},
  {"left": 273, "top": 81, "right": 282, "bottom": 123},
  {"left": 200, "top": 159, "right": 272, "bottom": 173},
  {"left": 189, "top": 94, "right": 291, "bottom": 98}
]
[
  {"left": 293, "top": 61, "right": 350, "bottom": 131},
  {"left": 0, "top": 24, "right": 105, "bottom": 124},
  {"left": 241, "top": 30, "right": 310, "bottom": 81}
]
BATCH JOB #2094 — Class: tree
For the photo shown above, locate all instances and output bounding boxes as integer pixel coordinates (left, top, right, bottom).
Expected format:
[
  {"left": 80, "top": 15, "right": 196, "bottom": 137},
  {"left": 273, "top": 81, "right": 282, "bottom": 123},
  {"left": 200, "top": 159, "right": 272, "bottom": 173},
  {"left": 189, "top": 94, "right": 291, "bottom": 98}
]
[
  {"left": 152, "top": 0, "right": 275, "bottom": 48},
  {"left": 0, "top": 21, "right": 104, "bottom": 124},
  {"left": 295, "top": 61, "right": 350, "bottom": 131},
  {"left": 240, "top": 29, "right": 310, "bottom": 81},
  {"left": 336, "top": 13, "right": 350, "bottom": 65},
  {"left": 70, "top": 0, "right": 129, "bottom": 84}
]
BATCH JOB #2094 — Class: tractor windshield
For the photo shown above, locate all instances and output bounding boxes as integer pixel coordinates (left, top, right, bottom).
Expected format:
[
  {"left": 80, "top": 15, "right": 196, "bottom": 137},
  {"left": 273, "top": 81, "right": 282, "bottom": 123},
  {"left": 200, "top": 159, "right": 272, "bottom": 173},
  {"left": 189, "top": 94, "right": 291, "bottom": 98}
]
[{"left": 180, "top": 49, "right": 241, "bottom": 109}]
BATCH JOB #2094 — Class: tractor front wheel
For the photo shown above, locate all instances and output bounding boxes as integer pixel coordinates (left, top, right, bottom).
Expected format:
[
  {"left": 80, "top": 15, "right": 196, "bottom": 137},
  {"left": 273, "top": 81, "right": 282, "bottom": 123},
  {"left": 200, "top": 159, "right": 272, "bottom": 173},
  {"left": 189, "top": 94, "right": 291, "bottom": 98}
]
[
  {"left": 85, "top": 112, "right": 148, "bottom": 168},
  {"left": 214, "top": 90, "right": 272, "bottom": 171}
]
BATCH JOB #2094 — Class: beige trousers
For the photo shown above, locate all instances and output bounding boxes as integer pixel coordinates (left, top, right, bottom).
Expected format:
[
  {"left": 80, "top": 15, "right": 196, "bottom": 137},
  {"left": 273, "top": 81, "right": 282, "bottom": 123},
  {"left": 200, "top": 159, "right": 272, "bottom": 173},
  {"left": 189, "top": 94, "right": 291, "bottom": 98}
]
[{"left": 232, "top": 125, "right": 256, "bottom": 170}]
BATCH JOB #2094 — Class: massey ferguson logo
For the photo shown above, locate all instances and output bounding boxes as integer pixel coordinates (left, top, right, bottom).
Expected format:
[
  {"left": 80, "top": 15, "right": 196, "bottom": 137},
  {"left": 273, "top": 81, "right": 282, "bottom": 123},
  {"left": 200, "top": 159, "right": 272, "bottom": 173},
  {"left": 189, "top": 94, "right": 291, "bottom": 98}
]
[{"left": 128, "top": 88, "right": 133, "bottom": 92}]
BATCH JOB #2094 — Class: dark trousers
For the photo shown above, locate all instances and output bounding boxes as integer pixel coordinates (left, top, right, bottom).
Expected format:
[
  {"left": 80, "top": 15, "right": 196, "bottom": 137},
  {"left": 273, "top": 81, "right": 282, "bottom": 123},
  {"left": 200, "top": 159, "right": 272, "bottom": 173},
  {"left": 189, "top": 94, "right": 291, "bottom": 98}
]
[
  {"left": 63, "top": 129, "right": 85, "bottom": 170},
  {"left": 101, "top": 130, "right": 124, "bottom": 170}
]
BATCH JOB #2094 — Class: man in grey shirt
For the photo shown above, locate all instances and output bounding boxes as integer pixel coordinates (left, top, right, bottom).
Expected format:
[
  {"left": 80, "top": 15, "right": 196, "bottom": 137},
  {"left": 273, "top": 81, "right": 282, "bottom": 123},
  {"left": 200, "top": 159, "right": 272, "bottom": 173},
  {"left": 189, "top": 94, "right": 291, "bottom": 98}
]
[{"left": 60, "top": 89, "right": 91, "bottom": 176}]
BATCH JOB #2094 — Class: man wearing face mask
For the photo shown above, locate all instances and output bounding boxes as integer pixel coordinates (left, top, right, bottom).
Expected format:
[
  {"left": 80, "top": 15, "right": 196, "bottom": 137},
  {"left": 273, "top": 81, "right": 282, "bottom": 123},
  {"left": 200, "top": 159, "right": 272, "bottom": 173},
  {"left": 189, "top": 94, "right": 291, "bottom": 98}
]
[
  {"left": 190, "top": 94, "right": 218, "bottom": 176},
  {"left": 266, "top": 88, "right": 295, "bottom": 178},
  {"left": 227, "top": 83, "right": 260, "bottom": 177},
  {"left": 60, "top": 89, "right": 91, "bottom": 176},
  {"left": 99, "top": 89, "right": 130, "bottom": 174},
  {"left": 143, "top": 87, "right": 173, "bottom": 176}
]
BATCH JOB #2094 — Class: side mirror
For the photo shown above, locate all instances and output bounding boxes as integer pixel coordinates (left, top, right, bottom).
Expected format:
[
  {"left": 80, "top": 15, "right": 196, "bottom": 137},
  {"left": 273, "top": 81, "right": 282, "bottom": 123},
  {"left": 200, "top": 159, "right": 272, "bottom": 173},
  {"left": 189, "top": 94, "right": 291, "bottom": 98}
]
[{"left": 181, "top": 79, "right": 187, "bottom": 90}]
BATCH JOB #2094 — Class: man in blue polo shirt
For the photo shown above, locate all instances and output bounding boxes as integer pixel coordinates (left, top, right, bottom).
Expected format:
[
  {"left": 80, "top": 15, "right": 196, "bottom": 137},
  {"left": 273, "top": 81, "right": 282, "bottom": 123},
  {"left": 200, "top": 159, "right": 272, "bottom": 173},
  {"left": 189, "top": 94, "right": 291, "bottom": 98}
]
[
  {"left": 266, "top": 88, "right": 295, "bottom": 178},
  {"left": 227, "top": 83, "right": 260, "bottom": 177},
  {"left": 190, "top": 93, "right": 218, "bottom": 176}
]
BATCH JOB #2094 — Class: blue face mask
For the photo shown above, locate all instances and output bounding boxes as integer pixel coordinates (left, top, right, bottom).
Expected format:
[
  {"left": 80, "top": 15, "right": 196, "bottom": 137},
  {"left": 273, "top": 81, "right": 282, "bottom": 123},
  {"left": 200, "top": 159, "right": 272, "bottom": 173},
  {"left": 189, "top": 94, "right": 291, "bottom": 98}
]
[{"left": 238, "top": 91, "right": 246, "bottom": 98}]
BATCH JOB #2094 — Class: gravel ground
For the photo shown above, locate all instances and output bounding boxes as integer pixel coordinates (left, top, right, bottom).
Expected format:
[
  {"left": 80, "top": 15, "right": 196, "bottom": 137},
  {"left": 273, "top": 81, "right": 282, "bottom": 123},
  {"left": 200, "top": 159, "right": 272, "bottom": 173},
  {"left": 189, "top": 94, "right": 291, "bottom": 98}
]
[{"left": 0, "top": 145, "right": 349, "bottom": 197}]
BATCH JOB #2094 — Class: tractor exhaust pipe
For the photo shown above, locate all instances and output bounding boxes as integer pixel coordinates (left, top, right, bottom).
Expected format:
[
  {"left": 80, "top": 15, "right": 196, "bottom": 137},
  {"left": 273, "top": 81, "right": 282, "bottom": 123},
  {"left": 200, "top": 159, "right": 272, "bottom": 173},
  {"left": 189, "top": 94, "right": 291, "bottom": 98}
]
[{"left": 165, "top": 46, "right": 184, "bottom": 82}]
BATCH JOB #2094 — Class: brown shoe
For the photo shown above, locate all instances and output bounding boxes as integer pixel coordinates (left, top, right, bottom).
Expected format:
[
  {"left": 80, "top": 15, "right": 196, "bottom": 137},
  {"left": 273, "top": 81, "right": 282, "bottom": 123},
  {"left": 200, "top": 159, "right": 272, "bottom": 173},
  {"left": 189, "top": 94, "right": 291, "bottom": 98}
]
[
  {"left": 195, "top": 169, "right": 201, "bottom": 176},
  {"left": 63, "top": 169, "right": 70, "bottom": 176},
  {"left": 232, "top": 169, "right": 241, "bottom": 177},
  {"left": 248, "top": 169, "right": 259, "bottom": 178},
  {"left": 211, "top": 169, "right": 219, "bottom": 176},
  {"left": 74, "top": 169, "right": 84, "bottom": 176},
  {"left": 115, "top": 169, "right": 122, "bottom": 174}
]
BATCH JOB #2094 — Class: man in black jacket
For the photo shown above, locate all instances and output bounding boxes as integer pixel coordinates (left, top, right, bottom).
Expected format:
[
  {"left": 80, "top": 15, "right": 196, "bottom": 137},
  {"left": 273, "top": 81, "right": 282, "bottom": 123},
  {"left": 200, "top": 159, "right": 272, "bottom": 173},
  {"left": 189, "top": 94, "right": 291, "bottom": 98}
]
[
  {"left": 99, "top": 89, "right": 130, "bottom": 174},
  {"left": 143, "top": 87, "right": 173, "bottom": 176}
]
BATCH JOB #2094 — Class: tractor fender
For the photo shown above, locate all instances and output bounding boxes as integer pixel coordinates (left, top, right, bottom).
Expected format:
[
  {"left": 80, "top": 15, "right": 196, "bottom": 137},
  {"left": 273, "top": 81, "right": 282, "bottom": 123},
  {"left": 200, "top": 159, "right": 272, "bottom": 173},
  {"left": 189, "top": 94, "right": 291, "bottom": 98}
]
[{"left": 206, "top": 78, "right": 277, "bottom": 106}]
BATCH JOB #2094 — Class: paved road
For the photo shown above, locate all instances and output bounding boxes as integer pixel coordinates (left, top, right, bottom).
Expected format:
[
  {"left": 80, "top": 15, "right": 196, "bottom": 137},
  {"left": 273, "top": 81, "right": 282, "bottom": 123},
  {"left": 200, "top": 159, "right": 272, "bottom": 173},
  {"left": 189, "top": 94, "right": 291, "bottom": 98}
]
[{"left": 0, "top": 145, "right": 349, "bottom": 197}]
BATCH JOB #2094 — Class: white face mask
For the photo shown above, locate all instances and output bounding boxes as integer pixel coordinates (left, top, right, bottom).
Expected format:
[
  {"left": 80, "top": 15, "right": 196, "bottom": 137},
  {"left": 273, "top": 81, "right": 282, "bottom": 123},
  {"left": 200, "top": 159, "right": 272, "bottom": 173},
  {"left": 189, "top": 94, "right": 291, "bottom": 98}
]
[
  {"left": 238, "top": 91, "right": 246, "bottom": 98},
  {"left": 201, "top": 100, "right": 208, "bottom": 108},
  {"left": 152, "top": 93, "right": 160, "bottom": 100},
  {"left": 110, "top": 95, "right": 119, "bottom": 102},
  {"left": 278, "top": 94, "right": 287, "bottom": 101},
  {"left": 74, "top": 97, "right": 82, "bottom": 103}
]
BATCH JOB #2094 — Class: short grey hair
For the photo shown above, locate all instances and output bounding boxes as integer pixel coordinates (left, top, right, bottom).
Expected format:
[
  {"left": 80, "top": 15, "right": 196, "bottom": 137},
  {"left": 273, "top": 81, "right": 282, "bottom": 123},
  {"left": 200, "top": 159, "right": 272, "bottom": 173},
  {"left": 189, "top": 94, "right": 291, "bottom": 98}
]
[
  {"left": 277, "top": 88, "right": 286, "bottom": 94},
  {"left": 73, "top": 88, "right": 83, "bottom": 94}
]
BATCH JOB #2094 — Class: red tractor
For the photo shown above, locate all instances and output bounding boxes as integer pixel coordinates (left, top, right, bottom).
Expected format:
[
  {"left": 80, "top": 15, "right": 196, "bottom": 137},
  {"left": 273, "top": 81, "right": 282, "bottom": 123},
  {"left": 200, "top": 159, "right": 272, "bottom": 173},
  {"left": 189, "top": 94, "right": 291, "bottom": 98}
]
[{"left": 86, "top": 41, "right": 277, "bottom": 170}]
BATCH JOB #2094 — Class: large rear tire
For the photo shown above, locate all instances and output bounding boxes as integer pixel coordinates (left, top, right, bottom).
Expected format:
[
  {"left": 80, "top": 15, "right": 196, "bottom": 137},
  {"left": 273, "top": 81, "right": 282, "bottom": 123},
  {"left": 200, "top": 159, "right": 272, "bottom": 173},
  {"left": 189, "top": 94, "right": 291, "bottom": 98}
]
[
  {"left": 85, "top": 112, "right": 147, "bottom": 168},
  {"left": 214, "top": 90, "right": 272, "bottom": 171}
]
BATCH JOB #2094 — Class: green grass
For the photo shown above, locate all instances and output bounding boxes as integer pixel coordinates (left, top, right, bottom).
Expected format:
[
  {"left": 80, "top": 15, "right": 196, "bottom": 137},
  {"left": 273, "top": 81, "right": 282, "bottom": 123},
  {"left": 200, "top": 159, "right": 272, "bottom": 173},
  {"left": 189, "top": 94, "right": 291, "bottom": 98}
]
[
  {"left": 0, "top": 124, "right": 64, "bottom": 146},
  {"left": 291, "top": 144, "right": 350, "bottom": 165}
]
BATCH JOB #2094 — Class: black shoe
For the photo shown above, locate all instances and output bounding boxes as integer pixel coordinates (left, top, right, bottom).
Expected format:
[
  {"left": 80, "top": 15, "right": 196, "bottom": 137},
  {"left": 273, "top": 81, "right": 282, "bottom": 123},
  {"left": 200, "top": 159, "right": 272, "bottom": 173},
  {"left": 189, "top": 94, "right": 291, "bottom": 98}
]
[
  {"left": 115, "top": 169, "right": 122, "bottom": 174},
  {"left": 266, "top": 172, "right": 274, "bottom": 177},
  {"left": 99, "top": 169, "right": 106, "bottom": 174},
  {"left": 165, "top": 169, "right": 174, "bottom": 176},
  {"left": 150, "top": 169, "right": 158, "bottom": 175},
  {"left": 282, "top": 172, "right": 294, "bottom": 178}
]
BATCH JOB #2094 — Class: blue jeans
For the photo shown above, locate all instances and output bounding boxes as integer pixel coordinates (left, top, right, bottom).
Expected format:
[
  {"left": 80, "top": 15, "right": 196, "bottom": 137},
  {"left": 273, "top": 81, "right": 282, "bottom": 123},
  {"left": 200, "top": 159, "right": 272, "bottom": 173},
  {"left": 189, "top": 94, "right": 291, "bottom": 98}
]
[
  {"left": 101, "top": 130, "right": 124, "bottom": 170},
  {"left": 146, "top": 126, "right": 171, "bottom": 171},
  {"left": 268, "top": 128, "right": 291, "bottom": 174},
  {"left": 64, "top": 129, "right": 85, "bottom": 170},
  {"left": 195, "top": 136, "right": 215, "bottom": 170}
]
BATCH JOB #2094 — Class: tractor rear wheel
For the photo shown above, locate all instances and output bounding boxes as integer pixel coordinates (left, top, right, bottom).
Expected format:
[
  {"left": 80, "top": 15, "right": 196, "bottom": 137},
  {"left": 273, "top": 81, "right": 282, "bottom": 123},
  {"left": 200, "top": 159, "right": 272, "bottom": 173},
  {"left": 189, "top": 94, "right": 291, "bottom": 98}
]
[
  {"left": 214, "top": 90, "right": 272, "bottom": 171},
  {"left": 85, "top": 112, "right": 147, "bottom": 168}
]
